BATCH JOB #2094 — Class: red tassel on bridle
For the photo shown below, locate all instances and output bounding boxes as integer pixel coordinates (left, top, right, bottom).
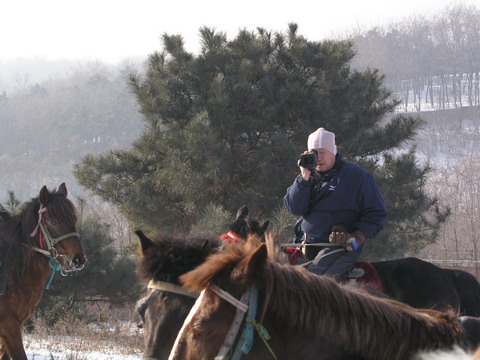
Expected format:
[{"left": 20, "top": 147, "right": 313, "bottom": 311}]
[
  {"left": 220, "top": 231, "right": 243, "bottom": 244},
  {"left": 30, "top": 204, "right": 47, "bottom": 248}
]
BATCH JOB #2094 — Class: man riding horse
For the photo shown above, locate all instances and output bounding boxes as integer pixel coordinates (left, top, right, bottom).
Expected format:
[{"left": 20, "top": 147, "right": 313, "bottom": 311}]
[{"left": 284, "top": 127, "right": 387, "bottom": 280}]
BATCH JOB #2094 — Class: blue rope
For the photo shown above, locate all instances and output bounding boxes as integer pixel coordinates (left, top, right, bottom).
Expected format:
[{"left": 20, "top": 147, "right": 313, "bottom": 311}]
[
  {"left": 45, "top": 257, "right": 61, "bottom": 289},
  {"left": 231, "top": 287, "right": 258, "bottom": 360},
  {"left": 230, "top": 287, "right": 277, "bottom": 360}
]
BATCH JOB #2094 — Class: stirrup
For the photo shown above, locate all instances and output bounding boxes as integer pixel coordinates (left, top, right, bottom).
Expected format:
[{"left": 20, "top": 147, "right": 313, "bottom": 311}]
[{"left": 346, "top": 268, "right": 365, "bottom": 279}]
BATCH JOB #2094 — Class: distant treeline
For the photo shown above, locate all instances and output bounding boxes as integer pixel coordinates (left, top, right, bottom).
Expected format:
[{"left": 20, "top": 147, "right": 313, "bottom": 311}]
[
  {"left": 0, "top": 62, "right": 143, "bottom": 199},
  {"left": 351, "top": 3, "right": 480, "bottom": 111}
]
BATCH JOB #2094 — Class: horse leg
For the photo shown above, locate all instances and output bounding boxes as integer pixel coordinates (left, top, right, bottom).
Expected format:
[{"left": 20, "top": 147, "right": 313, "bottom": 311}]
[{"left": 1, "top": 325, "right": 27, "bottom": 360}]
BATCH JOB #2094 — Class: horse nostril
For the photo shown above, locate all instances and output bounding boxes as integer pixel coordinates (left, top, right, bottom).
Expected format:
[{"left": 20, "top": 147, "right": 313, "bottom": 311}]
[{"left": 73, "top": 255, "right": 82, "bottom": 267}]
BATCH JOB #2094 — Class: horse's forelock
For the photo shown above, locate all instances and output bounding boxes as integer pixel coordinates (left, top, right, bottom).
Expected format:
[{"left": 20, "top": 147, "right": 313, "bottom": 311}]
[{"left": 47, "top": 192, "right": 77, "bottom": 226}]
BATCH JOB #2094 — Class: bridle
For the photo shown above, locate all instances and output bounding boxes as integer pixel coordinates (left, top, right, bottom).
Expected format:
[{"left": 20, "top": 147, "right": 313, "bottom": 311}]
[
  {"left": 220, "top": 231, "right": 244, "bottom": 244},
  {"left": 211, "top": 286, "right": 277, "bottom": 360},
  {"left": 29, "top": 204, "right": 82, "bottom": 287},
  {"left": 141, "top": 280, "right": 199, "bottom": 360},
  {"left": 30, "top": 220, "right": 80, "bottom": 260},
  {"left": 169, "top": 285, "right": 277, "bottom": 360}
]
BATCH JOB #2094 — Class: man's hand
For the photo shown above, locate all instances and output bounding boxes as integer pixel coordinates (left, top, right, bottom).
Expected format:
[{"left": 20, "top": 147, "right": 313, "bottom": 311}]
[
  {"left": 329, "top": 225, "right": 349, "bottom": 246},
  {"left": 329, "top": 225, "right": 366, "bottom": 251},
  {"left": 298, "top": 151, "right": 313, "bottom": 181}
]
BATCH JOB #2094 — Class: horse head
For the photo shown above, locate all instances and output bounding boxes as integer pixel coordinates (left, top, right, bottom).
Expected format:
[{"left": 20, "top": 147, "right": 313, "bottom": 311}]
[
  {"left": 169, "top": 235, "right": 271, "bottom": 360},
  {"left": 223, "top": 205, "right": 269, "bottom": 243},
  {"left": 31, "top": 183, "right": 85, "bottom": 273},
  {"left": 135, "top": 230, "right": 219, "bottom": 360}
]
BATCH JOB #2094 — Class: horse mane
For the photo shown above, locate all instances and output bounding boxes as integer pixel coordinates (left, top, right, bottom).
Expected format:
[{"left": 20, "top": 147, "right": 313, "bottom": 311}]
[
  {"left": 137, "top": 234, "right": 220, "bottom": 285},
  {"left": 181, "top": 235, "right": 463, "bottom": 360},
  {"left": 0, "top": 187, "right": 77, "bottom": 275}
]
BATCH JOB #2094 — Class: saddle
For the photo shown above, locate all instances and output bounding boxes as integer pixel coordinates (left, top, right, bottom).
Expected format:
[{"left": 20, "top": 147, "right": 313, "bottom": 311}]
[
  {"left": 344, "top": 261, "right": 384, "bottom": 293},
  {"left": 284, "top": 247, "right": 384, "bottom": 293}
]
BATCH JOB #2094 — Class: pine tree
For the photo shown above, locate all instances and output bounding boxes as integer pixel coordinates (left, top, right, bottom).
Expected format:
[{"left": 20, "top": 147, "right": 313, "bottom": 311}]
[{"left": 74, "top": 24, "right": 447, "bottom": 259}]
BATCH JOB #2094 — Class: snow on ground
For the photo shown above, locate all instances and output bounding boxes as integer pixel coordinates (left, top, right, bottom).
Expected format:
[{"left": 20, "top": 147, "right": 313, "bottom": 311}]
[
  {"left": 26, "top": 347, "right": 141, "bottom": 360},
  {"left": 24, "top": 332, "right": 142, "bottom": 360}
]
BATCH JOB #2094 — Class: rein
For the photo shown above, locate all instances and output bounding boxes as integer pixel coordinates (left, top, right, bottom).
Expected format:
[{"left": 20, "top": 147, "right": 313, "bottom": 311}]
[
  {"left": 280, "top": 242, "right": 345, "bottom": 267},
  {"left": 147, "top": 279, "right": 199, "bottom": 298}
]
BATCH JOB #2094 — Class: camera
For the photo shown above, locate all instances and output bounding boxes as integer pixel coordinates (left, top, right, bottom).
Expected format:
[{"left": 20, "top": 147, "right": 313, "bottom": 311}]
[{"left": 298, "top": 152, "right": 317, "bottom": 170}]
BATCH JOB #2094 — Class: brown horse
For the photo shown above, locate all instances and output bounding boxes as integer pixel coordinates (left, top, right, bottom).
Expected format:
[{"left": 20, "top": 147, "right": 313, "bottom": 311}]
[
  {"left": 135, "top": 230, "right": 220, "bottom": 360},
  {"left": 169, "top": 235, "right": 464, "bottom": 360},
  {"left": 0, "top": 183, "right": 86, "bottom": 360}
]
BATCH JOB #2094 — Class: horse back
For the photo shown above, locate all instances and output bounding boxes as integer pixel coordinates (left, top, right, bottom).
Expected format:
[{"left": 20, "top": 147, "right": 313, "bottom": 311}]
[
  {"left": 372, "top": 257, "right": 461, "bottom": 312},
  {"left": 446, "top": 269, "right": 480, "bottom": 317}
]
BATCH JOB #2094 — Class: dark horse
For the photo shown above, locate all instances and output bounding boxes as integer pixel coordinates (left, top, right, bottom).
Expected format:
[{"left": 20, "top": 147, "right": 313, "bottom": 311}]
[
  {"left": 169, "top": 235, "right": 464, "bottom": 360},
  {"left": 368, "top": 257, "right": 480, "bottom": 316},
  {"left": 135, "top": 230, "right": 220, "bottom": 360},
  {"left": 220, "top": 205, "right": 269, "bottom": 244},
  {"left": 0, "top": 183, "right": 86, "bottom": 360}
]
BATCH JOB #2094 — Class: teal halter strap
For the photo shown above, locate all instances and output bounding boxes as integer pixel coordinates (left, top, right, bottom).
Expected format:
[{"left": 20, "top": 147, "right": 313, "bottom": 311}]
[{"left": 45, "top": 257, "right": 62, "bottom": 289}]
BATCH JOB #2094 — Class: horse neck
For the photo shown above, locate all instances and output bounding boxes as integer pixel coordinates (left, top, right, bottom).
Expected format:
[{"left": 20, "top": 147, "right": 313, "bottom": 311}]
[
  {"left": 2, "top": 210, "right": 52, "bottom": 290},
  {"left": 258, "top": 264, "right": 461, "bottom": 360}
]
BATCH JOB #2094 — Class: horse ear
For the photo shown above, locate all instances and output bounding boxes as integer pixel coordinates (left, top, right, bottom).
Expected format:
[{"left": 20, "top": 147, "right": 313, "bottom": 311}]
[
  {"left": 245, "top": 243, "right": 268, "bottom": 281},
  {"left": 261, "top": 220, "right": 270, "bottom": 233},
  {"left": 58, "top": 183, "right": 68, "bottom": 197},
  {"left": 236, "top": 205, "right": 249, "bottom": 220},
  {"left": 39, "top": 186, "right": 49, "bottom": 207},
  {"left": 135, "top": 230, "right": 154, "bottom": 255}
]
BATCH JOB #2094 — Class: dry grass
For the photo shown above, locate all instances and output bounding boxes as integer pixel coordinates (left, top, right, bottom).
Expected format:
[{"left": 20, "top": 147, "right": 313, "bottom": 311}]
[{"left": 25, "top": 307, "right": 143, "bottom": 359}]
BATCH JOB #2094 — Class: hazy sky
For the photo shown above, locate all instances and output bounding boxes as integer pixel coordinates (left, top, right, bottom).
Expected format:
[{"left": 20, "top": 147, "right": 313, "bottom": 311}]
[{"left": 1, "top": 0, "right": 477, "bottom": 64}]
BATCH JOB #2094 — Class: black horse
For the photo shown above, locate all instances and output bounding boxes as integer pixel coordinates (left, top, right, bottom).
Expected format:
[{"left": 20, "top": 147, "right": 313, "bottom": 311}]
[
  {"left": 365, "top": 257, "right": 480, "bottom": 316},
  {"left": 219, "top": 205, "right": 269, "bottom": 244},
  {"left": 135, "top": 230, "right": 219, "bottom": 360}
]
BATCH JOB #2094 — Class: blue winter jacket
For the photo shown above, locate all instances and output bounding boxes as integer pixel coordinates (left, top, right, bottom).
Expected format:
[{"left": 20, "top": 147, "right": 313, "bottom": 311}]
[{"left": 284, "top": 156, "right": 387, "bottom": 244}]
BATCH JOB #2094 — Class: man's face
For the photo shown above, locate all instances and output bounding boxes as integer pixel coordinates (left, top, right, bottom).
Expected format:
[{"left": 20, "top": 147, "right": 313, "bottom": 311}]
[{"left": 313, "top": 148, "right": 336, "bottom": 172}]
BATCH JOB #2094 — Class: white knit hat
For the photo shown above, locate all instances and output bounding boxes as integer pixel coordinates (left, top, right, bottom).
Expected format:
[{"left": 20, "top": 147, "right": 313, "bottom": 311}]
[{"left": 307, "top": 128, "right": 337, "bottom": 155}]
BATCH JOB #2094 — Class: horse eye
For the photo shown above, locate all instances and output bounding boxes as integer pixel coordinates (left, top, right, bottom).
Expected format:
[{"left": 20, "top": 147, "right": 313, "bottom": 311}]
[{"left": 49, "top": 219, "right": 58, "bottom": 226}]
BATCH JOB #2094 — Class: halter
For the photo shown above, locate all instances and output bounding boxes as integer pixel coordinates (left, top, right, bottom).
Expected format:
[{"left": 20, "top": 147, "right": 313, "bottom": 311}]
[
  {"left": 147, "top": 279, "right": 199, "bottom": 299},
  {"left": 211, "top": 285, "right": 277, "bottom": 360},
  {"left": 29, "top": 204, "right": 81, "bottom": 288}
]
